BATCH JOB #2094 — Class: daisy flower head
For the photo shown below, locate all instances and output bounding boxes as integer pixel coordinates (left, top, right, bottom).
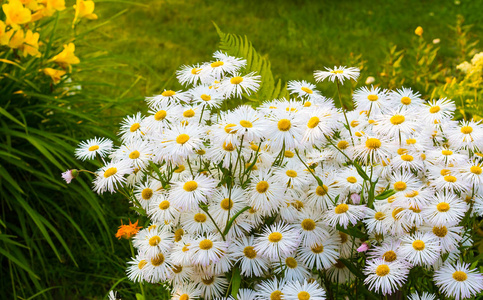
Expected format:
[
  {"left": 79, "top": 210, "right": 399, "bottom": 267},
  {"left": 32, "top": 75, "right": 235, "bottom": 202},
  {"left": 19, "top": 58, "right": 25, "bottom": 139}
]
[
  {"left": 190, "top": 84, "right": 224, "bottom": 108},
  {"left": 282, "top": 279, "right": 326, "bottom": 300},
  {"left": 353, "top": 85, "right": 390, "bottom": 116},
  {"left": 254, "top": 222, "right": 300, "bottom": 260},
  {"left": 190, "top": 233, "right": 228, "bottom": 267},
  {"left": 373, "top": 108, "right": 420, "bottom": 140},
  {"left": 147, "top": 196, "right": 180, "bottom": 225},
  {"left": 353, "top": 135, "right": 395, "bottom": 165},
  {"left": 134, "top": 179, "right": 163, "bottom": 210},
  {"left": 314, "top": 66, "right": 360, "bottom": 83},
  {"left": 447, "top": 120, "right": 483, "bottom": 151},
  {"left": 156, "top": 123, "right": 205, "bottom": 163},
  {"left": 148, "top": 89, "right": 190, "bottom": 106},
  {"left": 75, "top": 137, "right": 113, "bottom": 161},
  {"left": 407, "top": 292, "right": 438, "bottom": 300},
  {"left": 171, "top": 283, "right": 202, "bottom": 300},
  {"left": 93, "top": 160, "right": 133, "bottom": 194},
  {"left": 363, "top": 258, "right": 409, "bottom": 295},
  {"left": 256, "top": 278, "right": 286, "bottom": 300},
  {"left": 306, "top": 177, "right": 340, "bottom": 211},
  {"left": 180, "top": 209, "right": 216, "bottom": 235},
  {"left": 119, "top": 112, "right": 145, "bottom": 142},
  {"left": 399, "top": 232, "right": 441, "bottom": 266},
  {"left": 201, "top": 51, "right": 246, "bottom": 80},
  {"left": 297, "top": 236, "right": 340, "bottom": 270},
  {"left": 363, "top": 208, "right": 390, "bottom": 235},
  {"left": 388, "top": 87, "right": 424, "bottom": 111},
  {"left": 325, "top": 202, "right": 366, "bottom": 229},
  {"left": 294, "top": 207, "right": 330, "bottom": 247},
  {"left": 219, "top": 72, "right": 261, "bottom": 98},
  {"left": 301, "top": 107, "right": 340, "bottom": 146},
  {"left": 176, "top": 63, "right": 204, "bottom": 86},
  {"left": 134, "top": 226, "right": 174, "bottom": 259},
  {"left": 368, "top": 240, "right": 404, "bottom": 264},
  {"left": 246, "top": 170, "right": 285, "bottom": 214},
  {"left": 229, "top": 105, "right": 270, "bottom": 143},
  {"left": 231, "top": 235, "right": 269, "bottom": 277},
  {"left": 460, "top": 160, "right": 483, "bottom": 188},
  {"left": 422, "top": 192, "right": 467, "bottom": 226},
  {"left": 169, "top": 173, "right": 217, "bottom": 211},
  {"left": 425, "top": 224, "right": 463, "bottom": 253},
  {"left": 272, "top": 255, "right": 310, "bottom": 282},
  {"left": 264, "top": 108, "right": 305, "bottom": 151},
  {"left": 194, "top": 273, "right": 228, "bottom": 300},
  {"left": 434, "top": 261, "right": 483, "bottom": 300},
  {"left": 126, "top": 253, "right": 148, "bottom": 283},
  {"left": 113, "top": 140, "right": 152, "bottom": 171},
  {"left": 423, "top": 98, "right": 456, "bottom": 125},
  {"left": 142, "top": 101, "right": 180, "bottom": 134},
  {"left": 143, "top": 251, "right": 172, "bottom": 283},
  {"left": 287, "top": 80, "right": 322, "bottom": 100}
]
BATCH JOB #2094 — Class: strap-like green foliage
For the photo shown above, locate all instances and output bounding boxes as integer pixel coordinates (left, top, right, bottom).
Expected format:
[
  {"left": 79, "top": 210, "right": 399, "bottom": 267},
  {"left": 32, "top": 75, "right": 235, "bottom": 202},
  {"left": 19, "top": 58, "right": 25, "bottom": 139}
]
[{"left": 214, "top": 23, "right": 289, "bottom": 104}]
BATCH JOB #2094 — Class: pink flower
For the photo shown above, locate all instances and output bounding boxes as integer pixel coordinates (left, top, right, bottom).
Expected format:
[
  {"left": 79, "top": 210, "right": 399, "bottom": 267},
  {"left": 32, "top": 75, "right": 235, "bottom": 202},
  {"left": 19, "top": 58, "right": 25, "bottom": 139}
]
[
  {"left": 357, "top": 242, "right": 370, "bottom": 252},
  {"left": 62, "top": 169, "right": 78, "bottom": 184},
  {"left": 351, "top": 193, "right": 361, "bottom": 204}
]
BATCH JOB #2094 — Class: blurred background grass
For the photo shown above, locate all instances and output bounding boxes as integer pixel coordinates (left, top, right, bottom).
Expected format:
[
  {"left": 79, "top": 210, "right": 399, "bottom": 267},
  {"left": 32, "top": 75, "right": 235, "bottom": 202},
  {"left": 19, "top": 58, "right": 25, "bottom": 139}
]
[{"left": 1, "top": 0, "right": 482, "bottom": 299}]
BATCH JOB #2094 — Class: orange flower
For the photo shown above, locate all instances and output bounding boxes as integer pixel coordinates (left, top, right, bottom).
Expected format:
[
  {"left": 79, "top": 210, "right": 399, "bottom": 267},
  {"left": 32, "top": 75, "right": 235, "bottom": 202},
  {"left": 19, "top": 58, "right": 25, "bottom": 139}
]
[
  {"left": 415, "top": 26, "right": 423, "bottom": 37},
  {"left": 115, "top": 220, "right": 141, "bottom": 240}
]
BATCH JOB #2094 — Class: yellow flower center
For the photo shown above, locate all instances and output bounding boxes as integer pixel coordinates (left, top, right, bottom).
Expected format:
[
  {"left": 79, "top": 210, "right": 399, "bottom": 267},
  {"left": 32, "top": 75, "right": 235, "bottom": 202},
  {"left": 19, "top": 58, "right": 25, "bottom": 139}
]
[
  {"left": 243, "top": 246, "right": 257, "bottom": 259},
  {"left": 138, "top": 260, "right": 147, "bottom": 269},
  {"left": 432, "top": 226, "right": 448, "bottom": 237},
  {"left": 104, "top": 167, "right": 117, "bottom": 178},
  {"left": 316, "top": 185, "right": 328, "bottom": 196},
  {"left": 149, "top": 236, "right": 161, "bottom": 246},
  {"left": 471, "top": 166, "right": 482, "bottom": 174},
  {"left": 390, "top": 115, "right": 405, "bottom": 125},
  {"left": 256, "top": 181, "right": 269, "bottom": 193},
  {"left": 183, "top": 181, "right": 198, "bottom": 192},
  {"left": 330, "top": 70, "right": 344, "bottom": 74},
  {"left": 347, "top": 176, "right": 357, "bottom": 183},
  {"left": 179, "top": 294, "right": 189, "bottom": 300},
  {"left": 383, "top": 251, "right": 397, "bottom": 262},
  {"left": 130, "top": 123, "right": 140, "bottom": 132},
  {"left": 176, "top": 134, "right": 190, "bottom": 144},
  {"left": 397, "top": 148, "right": 407, "bottom": 155},
  {"left": 367, "top": 94, "right": 379, "bottom": 101},
  {"left": 129, "top": 150, "right": 140, "bottom": 159},
  {"left": 230, "top": 76, "right": 244, "bottom": 84},
  {"left": 270, "top": 291, "right": 283, "bottom": 300},
  {"left": 301, "top": 219, "right": 316, "bottom": 231},
  {"left": 284, "top": 150, "right": 294, "bottom": 158},
  {"left": 388, "top": 195, "right": 396, "bottom": 203},
  {"left": 393, "top": 181, "right": 407, "bottom": 191},
  {"left": 199, "top": 239, "right": 213, "bottom": 250},
  {"left": 429, "top": 106, "right": 440, "bottom": 113},
  {"left": 88, "top": 145, "right": 99, "bottom": 151},
  {"left": 141, "top": 188, "right": 153, "bottom": 200},
  {"left": 154, "top": 110, "right": 167, "bottom": 121},
  {"left": 437, "top": 202, "right": 450, "bottom": 212},
  {"left": 442, "top": 149, "right": 453, "bottom": 156},
  {"left": 452, "top": 271, "right": 468, "bottom": 282},
  {"left": 194, "top": 213, "right": 207, "bottom": 223},
  {"left": 201, "top": 276, "right": 215, "bottom": 285},
  {"left": 401, "top": 96, "right": 411, "bottom": 105},
  {"left": 174, "top": 229, "right": 184, "bottom": 242},
  {"left": 440, "top": 169, "right": 451, "bottom": 176},
  {"left": 183, "top": 109, "right": 195, "bottom": 118},
  {"left": 412, "top": 240, "right": 425, "bottom": 251},
  {"left": 182, "top": 244, "right": 190, "bottom": 252},
  {"left": 350, "top": 120, "right": 359, "bottom": 128},
  {"left": 374, "top": 212, "right": 386, "bottom": 220},
  {"left": 175, "top": 165, "right": 186, "bottom": 173},
  {"left": 311, "top": 244, "right": 324, "bottom": 253},
  {"left": 392, "top": 207, "right": 404, "bottom": 219},
  {"left": 191, "top": 67, "right": 201, "bottom": 74},
  {"left": 278, "top": 119, "right": 291, "bottom": 131},
  {"left": 151, "top": 253, "right": 165, "bottom": 266},
  {"left": 335, "top": 203, "right": 349, "bottom": 214},
  {"left": 461, "top": 126, "right": 473, "bottom": 134},
  {"left": 409, "top": 205, "right": 421, "bottom": 213},
  {"left": 405, "top": 190, "right": 419, "bottom": 197},
  {"left": 406, "top": 138, "right": 416, "bottom": 144},
  {"left": 301, "top": 87, "right": 313, "bottom": 94},
  {"left": 292, "top": 200, "right": 304, "bottom": 210},
  {"left": 286, "top": 170, "right": 297, "bottom": 178},
  {"left": 297, "top": 291, "right": 310, "bottom": 300},
  {"left": 223, "top": 142, "right": 235, "bottom": 151},
  {"left": 172, "top": 265, "right": 183, "bottom": 274},
  {"left": 240, "top": 120, "right": 253, "bottom": 128},
  {"left": 225, "top": 123, "right": 237, "bottom": 133},
  {"left": 401, "top": 154, "right": 413, "bottom": 161},
  {"left": 211, "top": 61, "right": 224, "bottom": 68},
  {"left": 285, "top": 257, "right": 298, "bottom": 269},
  {"left": 307, "top": 116, "right": 320, "bottom": 128},
  {"left": 375, "top": 264, "right": 390, "bottom": 276},
  {"left": 366, "top": 138, "right": 381, "bottom": 149},
  {"left": 162, "top": 90, "right": 176, "bottom": 97},
  {"left": 220, "top": 198, "right": 233, "bottom": 210},
  {"left": 337, "top": 140, "right": 349, "bottom": 149},
  {"left": 200, "top": 94, "right": 211, "bottom": 101},
  {"left": 339, "top": 232, "right": 348, "bottom": 243},
  {"left": 444, "top": 175, "right": 457, "bottom": 182},
  {"left": 159, "top": 200, "right": 170, "bottom": 210},
  {"left": 304, "top": 101, "right": 312, "bottom": 107},
  {"left": 268, "top": 232, "right": 282, "bottom": 243}
]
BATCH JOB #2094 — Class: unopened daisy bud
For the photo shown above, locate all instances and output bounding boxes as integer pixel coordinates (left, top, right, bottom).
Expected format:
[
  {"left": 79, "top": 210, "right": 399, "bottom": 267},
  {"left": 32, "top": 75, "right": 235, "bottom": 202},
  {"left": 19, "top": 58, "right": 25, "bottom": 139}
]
[
  {"left": 357, "top": 242, "right": 370, "bottom": 252},
  {"left": 61, "top": 169, "right": 78, "bottom": 184},
  {"left": 351, "top": 193, "right": 361, "bottom": 204},
  {"left": 365, "top": 76, "right": 375, "bottom": 85},
  {"left": 415, "top": 26, "right": 423, "bottom": 36}
]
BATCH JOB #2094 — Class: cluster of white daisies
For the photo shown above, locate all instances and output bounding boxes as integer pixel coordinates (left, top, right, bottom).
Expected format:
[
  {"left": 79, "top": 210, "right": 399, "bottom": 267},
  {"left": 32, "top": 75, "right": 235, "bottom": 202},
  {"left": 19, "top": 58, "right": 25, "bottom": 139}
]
[{"left": 73, "top": 51, "right": 483, "bottom": 300}]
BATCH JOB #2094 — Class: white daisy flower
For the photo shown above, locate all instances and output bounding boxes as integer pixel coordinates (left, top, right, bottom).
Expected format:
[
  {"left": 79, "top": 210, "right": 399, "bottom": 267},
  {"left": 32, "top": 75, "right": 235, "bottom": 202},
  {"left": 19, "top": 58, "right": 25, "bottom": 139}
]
[
  {"left": 434, "top": 261, "right": 483, "bottom": 300},
  {"left": 229, "top": 105, "right": 270, "bottom": 143},
  {"left": 134, "top": 179, "right": 163, "bottom": 210},
  {"left": 231, "top": 235, "right": 269, "bottom": 277},
  {"left": 399, "top": 232, "right": 441, "bottom": 266},
  {"left": 282, "top": 279, "right": 326, "bottom": 300},
  {"left": 171, "top": 283, "right": 202, "bottom": 300},
  {"left": 293, "top": 207, "right": 330, "bottom": 247},
  {"left": 363, "top": 258, "right": 409, "bottom": 295},
  {"left": 246, "top": 170, "right": 285, "bottom": 214},
  {"left": 113, "top": 140, "right": 152, "bottom": 170},
  {"left": 325, "top": 202, "right": 366, "bottom": 229},
  {"left": 93, "top": 160, "right": 133, "bottom": 194},
  {"left": 170, "top": 264, "right": 194, "bottom": 287},
  {"left": 119, "top": 112, "right": 145, "bottom": 142},
  {"left": 148, "top": 89, "right": 190, "bottom": 106},
  {"left": 460, "top": 160, "right": 483, "bottom": 188},
  {"left": 126, "top": 253, "right": 147, "bottom": 283},
  {"left": 388, "top": 87, "right": 424, "bottom": 111},
  {"left": 265, "top": 109, "right": 305, "bottom": 151},
  {"left": 190, "top": 84, "right": 224, "bottom": 108},
  {"left": 363, "top": 208, "right": 390, "bottom": 235},
  {"left": 305, "top": 178, "right": 340, "bottom": 211},
  {"left": 202, "top": 51, "right": 246, "bottom": 80},
  {"left": 368, "top": 240, "right": 405, "bottom": 264},
  {"left": 143, "top": 252, "right": 172, "bottom": 283},
  {"left": 75, "top": 137, "right": 113, "bottom": 161},
  {"left": 423, "top": 98, "right": 456, "bottom": 125},
  {"left": 256, "top": 278, "right": 286, "bottom": 300},
  {"left": 287, "top": 80, "right": 322, "bottom": 100},
  {"left": 425, "top": 224, "right": 463, "bottom": 253},
  {"left": 194, "top": 273, "right": 228, "bottom": 300},
  {"left": 169, "top": 174, "right": 217, "bottom": 211},
  {"left": 447, "top": 120, "right": 483, "bottom": 151},
  {"left": 190, "top": 233, "right": 228, "bottom": 266},
  {"left": 422, "top": 192, "right": 467, "bottom": 226},
  {"left": 353, "top": 85, "right": 390, "bottom": 116},
  {"left": 254, "top": 222, "right": 300, "bottom": 260},
  {"left": 407, "top": 291, "right": 438, "bottom": 300},
  {"left": 352, "top": 135, "right": 395, "bottom": 165},
  {"left": 180, "top": 209, "right": 215, "bottom": 234},
  {"left": 300, "top": 107, "right": 339, "bottom": 146},
  {"left": 219, "top": 72, "right": 261, "bottom": 98},
  {"left": 147, "top": 196, "right": 180, "bottom": 224},
  {"left": 134, "top": 226, "right": 173, "bottom": 259},
  {"left": 297, "top": 236, "right": 339, "bottom": 270},
  {"left": 373, "top": 108, "right": 420, "bottom": 141},
  {"left": 273, "top": 255, "right": 310, "bottom": 282},
  {"left": 176, "top": 63, "right": 204, "bottom": 86},
  {"left": 314, "top": 66, "right": 360, "bottom": 83}
]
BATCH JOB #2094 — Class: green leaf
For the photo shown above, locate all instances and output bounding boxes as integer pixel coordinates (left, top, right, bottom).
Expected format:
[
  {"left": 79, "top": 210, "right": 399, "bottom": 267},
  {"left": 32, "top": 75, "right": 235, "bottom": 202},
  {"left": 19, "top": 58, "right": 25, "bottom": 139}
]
[
  {"left": 336, "top": 225, "right": 368, "bottom": 240},
  {"left": 231, "top": 267, "right": 242, "bottom": 299},
  {"left": 0, "top": 107, "right": 25, "bottom": 127},
  {"left": 223, "top": 206, "right": 250, "bottom": 236},
  {"left": 375, "top": 189, "right": 395, "bottom": 200},
  {"left": 339, "top": 258, "right": 364, "bottom": 279},
  {"left": 353, "top": 162, "right": 370, "bottom": 181},
  {"left": 135, "top": 293, "right": 145, "bottom": 300}
]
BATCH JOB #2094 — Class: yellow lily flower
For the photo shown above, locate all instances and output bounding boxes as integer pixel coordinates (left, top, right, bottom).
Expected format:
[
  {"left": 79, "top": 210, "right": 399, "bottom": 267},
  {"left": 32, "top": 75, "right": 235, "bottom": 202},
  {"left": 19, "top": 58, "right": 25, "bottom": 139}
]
[
  {"left": 51, "top": 43, "right": 80, "bottom": 70},
  {"left": 2, "top": 0, "right": 32, "bottom": 28},
  {"left": 73, "top": 0, "right": 98, "bottom": 27},
  {"left": 40, "top": 0, "right": 66, "bottom": 17},
  {"left": 0, "top": 21, "right": 14, "bottom": 46},
  {"left": 43, "top": 68, "right": 66, "bottom": 84},
  {"left": 21, "top": 30, "right": 40, "bottom": 57},
  {"left": 8, "top": 29, "right": 24, "bottom": 49},
  {"left": 415, "top": 26, "right": 423, "bottom": 37}
]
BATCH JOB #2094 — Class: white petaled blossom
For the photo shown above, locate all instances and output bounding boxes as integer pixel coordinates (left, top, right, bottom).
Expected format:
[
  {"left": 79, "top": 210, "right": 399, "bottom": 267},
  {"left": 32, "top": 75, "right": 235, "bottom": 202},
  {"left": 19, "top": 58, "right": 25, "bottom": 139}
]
[{"left": 71, "top": 52, "right": 483, "bottom": 299}]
